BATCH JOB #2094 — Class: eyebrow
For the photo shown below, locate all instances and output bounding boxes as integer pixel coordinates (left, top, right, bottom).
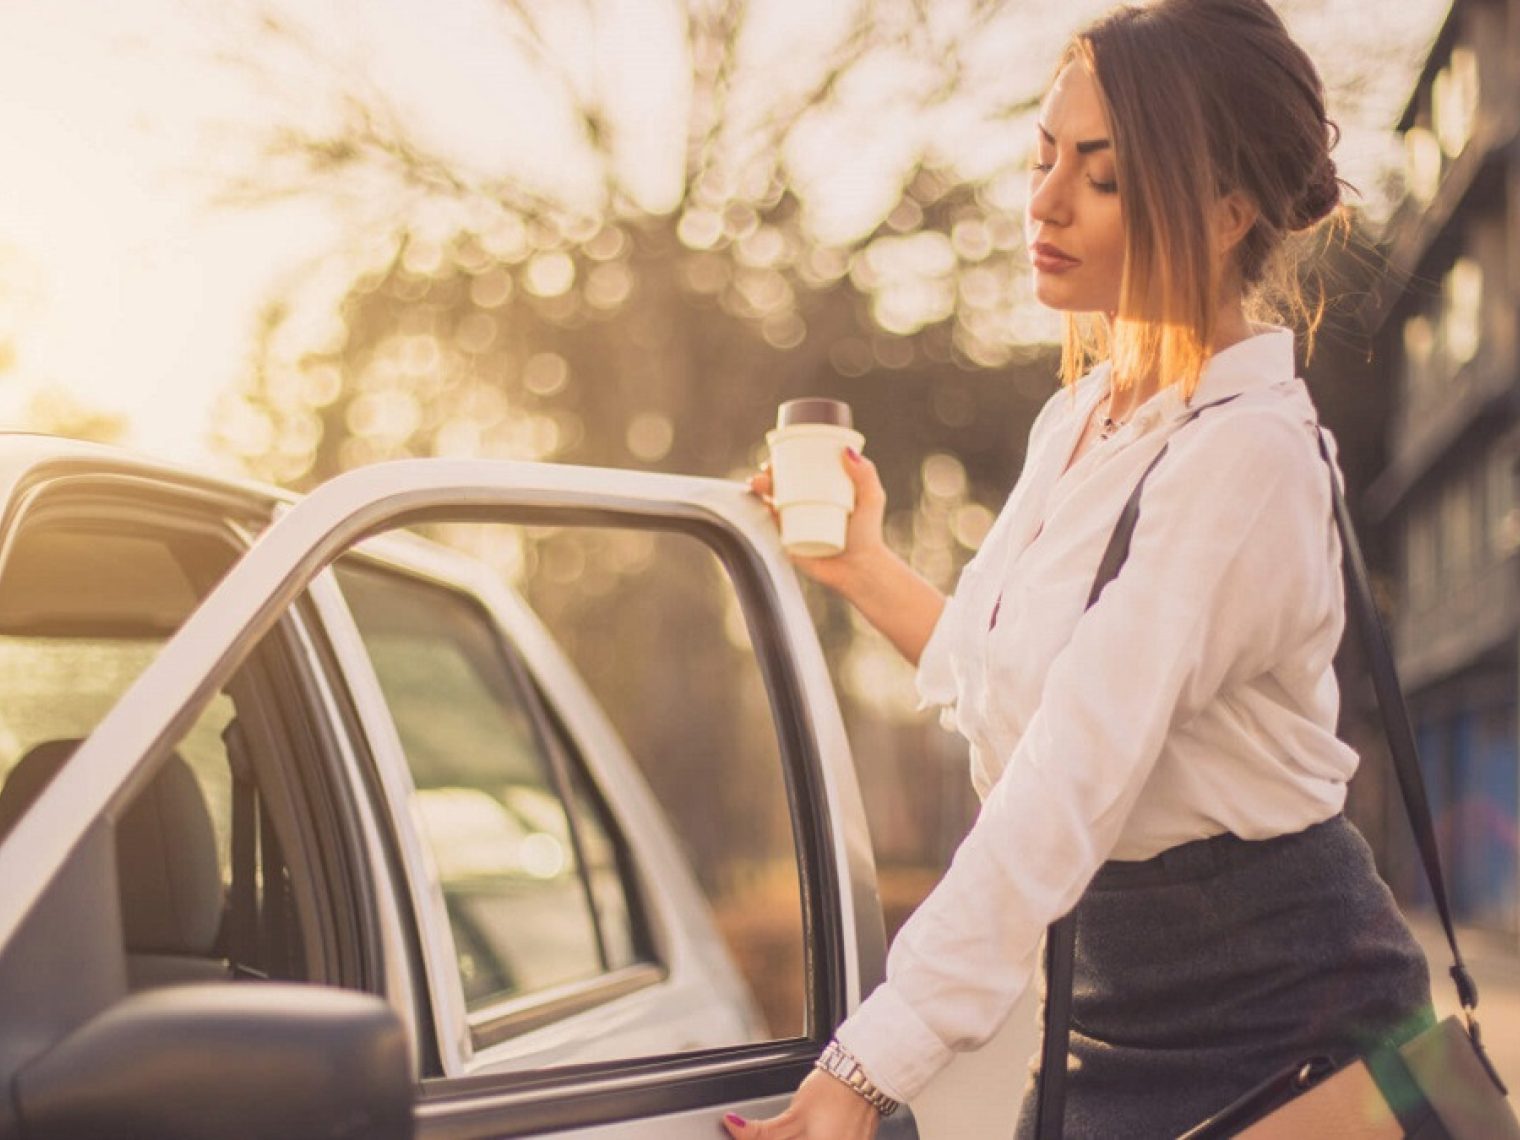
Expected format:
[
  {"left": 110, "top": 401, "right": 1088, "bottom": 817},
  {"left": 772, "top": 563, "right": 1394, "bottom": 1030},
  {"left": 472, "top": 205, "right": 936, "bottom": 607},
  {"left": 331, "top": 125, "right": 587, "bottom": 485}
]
[{"left": 1038, "top": 122, "right": 1111, "bottom": 154}]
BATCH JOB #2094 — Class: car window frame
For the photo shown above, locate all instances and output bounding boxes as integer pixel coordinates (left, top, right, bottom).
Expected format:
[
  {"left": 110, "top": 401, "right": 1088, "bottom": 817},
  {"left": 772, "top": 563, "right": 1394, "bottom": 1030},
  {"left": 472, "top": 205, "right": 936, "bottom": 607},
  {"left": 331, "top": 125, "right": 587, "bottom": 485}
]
[
  {"left": 240, "top": 588, "right": 391, "bottom": 991},
  {"left": 309, "top": 509, "right": 845, "bottom": 1081},
  {"left": 287, "top": 572, "right": 435, "bottom": 1073},
  {"left": 397, "top": 506, "right": 860, "bottom": 1133}
]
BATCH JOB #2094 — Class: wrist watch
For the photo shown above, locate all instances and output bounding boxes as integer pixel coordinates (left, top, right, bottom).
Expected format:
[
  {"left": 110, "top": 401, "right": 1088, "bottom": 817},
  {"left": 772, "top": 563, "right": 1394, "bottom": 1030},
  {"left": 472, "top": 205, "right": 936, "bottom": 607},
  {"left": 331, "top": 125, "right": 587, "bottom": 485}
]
[{"left": 814, "top": 1040, "right": 901, "bottom": 1117}]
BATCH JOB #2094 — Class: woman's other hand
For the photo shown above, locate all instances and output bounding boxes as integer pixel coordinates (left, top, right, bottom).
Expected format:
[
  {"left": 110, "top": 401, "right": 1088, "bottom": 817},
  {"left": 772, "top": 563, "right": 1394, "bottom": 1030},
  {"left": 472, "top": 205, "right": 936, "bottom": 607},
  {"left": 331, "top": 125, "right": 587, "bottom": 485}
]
[
  {"left": 746, "top": 447, "right": 888, "bottom": 596},
  {"left": 720, "top": 1068, "right": 883, "bottom": 1139}
]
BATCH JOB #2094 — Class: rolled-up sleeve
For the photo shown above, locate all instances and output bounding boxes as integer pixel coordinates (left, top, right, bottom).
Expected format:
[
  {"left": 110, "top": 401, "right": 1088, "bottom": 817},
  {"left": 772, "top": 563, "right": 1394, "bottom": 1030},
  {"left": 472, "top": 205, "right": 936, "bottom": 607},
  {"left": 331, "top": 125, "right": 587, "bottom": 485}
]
[{"left": 834, "top": 412, "right": 1330, "bottom": 1102}]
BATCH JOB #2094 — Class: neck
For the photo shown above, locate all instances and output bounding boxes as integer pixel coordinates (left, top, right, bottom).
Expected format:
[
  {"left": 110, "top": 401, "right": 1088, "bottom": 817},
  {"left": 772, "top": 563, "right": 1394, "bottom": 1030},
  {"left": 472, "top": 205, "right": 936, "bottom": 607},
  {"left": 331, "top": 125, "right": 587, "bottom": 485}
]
[{"left": 1103, "top": 303, "right": 1254, "bottom": 421}]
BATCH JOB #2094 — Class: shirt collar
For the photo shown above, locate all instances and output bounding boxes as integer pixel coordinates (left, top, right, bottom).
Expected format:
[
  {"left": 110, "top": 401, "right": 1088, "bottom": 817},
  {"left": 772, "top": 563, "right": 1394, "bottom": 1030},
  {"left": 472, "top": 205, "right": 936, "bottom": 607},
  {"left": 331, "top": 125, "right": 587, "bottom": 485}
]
[{"left": 1101, "top": 322, "right": 1298, "bottom": 436}]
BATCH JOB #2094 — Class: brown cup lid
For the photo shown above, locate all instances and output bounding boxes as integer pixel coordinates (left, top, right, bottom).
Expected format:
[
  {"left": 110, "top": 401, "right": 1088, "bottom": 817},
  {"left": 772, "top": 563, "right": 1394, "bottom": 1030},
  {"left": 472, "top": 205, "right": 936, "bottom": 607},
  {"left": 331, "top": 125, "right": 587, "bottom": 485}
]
[{"left": 777, "top": 397, "right": 852, "bottom": 429}]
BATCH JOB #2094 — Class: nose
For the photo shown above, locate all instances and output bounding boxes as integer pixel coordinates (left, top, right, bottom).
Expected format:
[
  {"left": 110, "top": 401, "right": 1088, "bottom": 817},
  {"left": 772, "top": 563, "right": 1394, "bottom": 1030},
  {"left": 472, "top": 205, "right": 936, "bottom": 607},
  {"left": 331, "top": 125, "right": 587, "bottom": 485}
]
[{"left": 1026, "top": 162, "right": 1072, "bottom": 233}]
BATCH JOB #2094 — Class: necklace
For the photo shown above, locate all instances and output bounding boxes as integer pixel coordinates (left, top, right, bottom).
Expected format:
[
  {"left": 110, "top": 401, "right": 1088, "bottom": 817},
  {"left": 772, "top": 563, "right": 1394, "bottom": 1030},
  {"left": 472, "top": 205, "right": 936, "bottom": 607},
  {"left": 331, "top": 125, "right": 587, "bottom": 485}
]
[{"left": 1095, "top": 391, "right": 1129, "bottom": 440}]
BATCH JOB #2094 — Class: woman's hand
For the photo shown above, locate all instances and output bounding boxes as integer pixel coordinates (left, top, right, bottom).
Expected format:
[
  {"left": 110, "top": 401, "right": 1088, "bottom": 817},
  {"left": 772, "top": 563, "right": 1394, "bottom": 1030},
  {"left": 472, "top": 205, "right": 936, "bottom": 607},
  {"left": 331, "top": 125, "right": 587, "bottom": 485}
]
[
  {"left": 746, "top": 447, "right": 889, "bottom": 598},
  {"left": 720, "top": 1068, "right": 883, "bottom": 1139},
  {"left": 749, "top": 447, "right": 947, "bottom": 667}
]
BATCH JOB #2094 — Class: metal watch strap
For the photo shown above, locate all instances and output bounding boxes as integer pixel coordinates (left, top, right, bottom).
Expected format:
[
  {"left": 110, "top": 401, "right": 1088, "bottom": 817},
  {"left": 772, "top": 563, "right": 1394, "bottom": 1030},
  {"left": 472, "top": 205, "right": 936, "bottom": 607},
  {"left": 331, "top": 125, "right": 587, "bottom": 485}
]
[{"left": 815, "top": 1040, "right": 901, "bottom": 1116}]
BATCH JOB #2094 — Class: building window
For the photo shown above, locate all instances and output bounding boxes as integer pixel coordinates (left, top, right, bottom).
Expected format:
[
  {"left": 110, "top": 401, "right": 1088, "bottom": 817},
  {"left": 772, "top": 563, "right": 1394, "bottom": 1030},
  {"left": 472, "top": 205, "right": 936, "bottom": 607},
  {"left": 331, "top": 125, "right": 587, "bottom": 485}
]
[
  {"left": 1469, "top": 461, "right": 1488, "bottom": 568},
  {"left": 1441, "top": 257, "right": 1482, "bottom": 367},
  {"left": 1405, "top": 501, "right": 1438, "bottom": 609},
  {"left": 1433, "top": 45, "right": 1480, "bottom": 158},
  {"left": 1402, "top": 313, "right": 1436, "bottom": 398},
  {"left": 1441, "top": 472, "right": 1476, "bottom": 583},
  {"left": 1403, "top": 126, "right": 1442, "bottom": 203},
  {"left": 1490, "top": 450, "right": 1520, "bottom": 556}
]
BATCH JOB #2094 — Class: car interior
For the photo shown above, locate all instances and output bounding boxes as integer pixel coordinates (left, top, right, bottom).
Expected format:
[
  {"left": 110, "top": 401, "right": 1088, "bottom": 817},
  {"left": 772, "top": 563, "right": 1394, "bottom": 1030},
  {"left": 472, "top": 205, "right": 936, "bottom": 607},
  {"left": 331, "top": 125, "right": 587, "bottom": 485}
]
[
  {"left": 0, "top": 482, "right": 432, "bottom": 1140},
  {"left": 0, "top": 741, "right": 230, "bottom": 990},
  {"left": 0, "top": 511, "right": 308, "bottom": 992}
]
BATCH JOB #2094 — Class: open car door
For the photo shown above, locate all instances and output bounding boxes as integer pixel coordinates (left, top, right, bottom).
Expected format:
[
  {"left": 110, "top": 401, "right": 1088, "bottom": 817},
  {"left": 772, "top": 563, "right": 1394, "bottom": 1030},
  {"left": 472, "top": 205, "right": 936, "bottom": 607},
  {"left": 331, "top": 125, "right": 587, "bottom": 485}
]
[{"left": 0, "top": 457, "right": 918, "bottom": 1140}]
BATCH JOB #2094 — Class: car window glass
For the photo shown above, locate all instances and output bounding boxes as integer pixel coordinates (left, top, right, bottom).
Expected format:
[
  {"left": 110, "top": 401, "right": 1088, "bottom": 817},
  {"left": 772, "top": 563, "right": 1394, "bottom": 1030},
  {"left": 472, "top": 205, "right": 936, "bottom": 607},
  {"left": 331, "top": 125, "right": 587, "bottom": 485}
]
[
  {"left": 505, "top": 524, "right": 806, "bottom": 1043},
  {"left": 0, "top": 633, "right": 239, "bottom": 874},
  {"left": 0, "top": 527, "right": 237, "bottom": 857},
  {"left": 0, "top": 519, "right": 307, "bottom": 988},
  {"left": 336, "top": 563, "right": 610, "bottom": 1012}
]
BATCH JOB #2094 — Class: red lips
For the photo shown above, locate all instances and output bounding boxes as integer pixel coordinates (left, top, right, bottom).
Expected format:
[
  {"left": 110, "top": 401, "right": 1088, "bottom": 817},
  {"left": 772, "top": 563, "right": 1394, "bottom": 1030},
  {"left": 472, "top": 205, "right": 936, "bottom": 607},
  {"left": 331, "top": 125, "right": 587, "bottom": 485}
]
[{"left": 1031, "top": 241, "right": 1079, "bottom": 264}]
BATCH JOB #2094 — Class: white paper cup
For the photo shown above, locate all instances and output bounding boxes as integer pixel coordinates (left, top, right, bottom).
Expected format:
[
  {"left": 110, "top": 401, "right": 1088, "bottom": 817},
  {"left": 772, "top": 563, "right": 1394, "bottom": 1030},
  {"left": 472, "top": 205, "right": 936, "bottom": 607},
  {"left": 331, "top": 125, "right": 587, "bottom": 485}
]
[{"left": 764, "top": 421, "right": 865, "bottom": 557}]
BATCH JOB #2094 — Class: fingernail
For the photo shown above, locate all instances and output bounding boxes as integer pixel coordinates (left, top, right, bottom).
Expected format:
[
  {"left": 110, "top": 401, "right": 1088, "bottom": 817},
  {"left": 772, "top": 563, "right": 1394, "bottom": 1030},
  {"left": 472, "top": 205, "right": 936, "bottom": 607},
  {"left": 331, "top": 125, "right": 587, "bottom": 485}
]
[
  {"left": 845, "top": 446, "right": 860, "bottom": 462},
  {"left": 724, "top": 1112, "right": 747, "bottom": 1128}
]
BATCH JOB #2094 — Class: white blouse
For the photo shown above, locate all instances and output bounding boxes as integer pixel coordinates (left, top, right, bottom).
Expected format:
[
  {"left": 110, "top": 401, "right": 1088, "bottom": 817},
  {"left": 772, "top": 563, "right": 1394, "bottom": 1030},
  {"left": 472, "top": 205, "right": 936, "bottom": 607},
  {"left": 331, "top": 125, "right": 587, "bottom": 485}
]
[{"left": 833, "top": 323, "right": 1359, "bottom": 1103}]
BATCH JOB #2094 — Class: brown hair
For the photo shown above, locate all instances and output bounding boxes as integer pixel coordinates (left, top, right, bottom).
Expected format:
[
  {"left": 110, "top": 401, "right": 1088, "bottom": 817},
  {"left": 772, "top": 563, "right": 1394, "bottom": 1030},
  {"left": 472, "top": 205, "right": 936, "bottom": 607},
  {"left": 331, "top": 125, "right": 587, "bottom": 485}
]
[{"left": 1053, "top": 0, "right": 1353, "bottom": 398}]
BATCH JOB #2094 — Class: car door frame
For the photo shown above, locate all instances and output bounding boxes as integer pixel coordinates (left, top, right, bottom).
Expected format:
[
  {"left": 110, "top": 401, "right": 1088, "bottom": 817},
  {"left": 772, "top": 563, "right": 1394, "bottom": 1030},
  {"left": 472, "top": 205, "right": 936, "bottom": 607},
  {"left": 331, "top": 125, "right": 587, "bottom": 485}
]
[{"left": 0, "top": 458, "right": 911, "bottom": 1138}]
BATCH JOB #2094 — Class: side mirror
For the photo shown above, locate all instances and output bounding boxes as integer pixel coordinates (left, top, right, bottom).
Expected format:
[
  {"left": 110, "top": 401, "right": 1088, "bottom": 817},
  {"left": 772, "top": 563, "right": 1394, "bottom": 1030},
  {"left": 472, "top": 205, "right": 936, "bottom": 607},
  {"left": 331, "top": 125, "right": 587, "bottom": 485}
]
[{"left": 12, "top": 982, "right": 413, "bottom": 1140}]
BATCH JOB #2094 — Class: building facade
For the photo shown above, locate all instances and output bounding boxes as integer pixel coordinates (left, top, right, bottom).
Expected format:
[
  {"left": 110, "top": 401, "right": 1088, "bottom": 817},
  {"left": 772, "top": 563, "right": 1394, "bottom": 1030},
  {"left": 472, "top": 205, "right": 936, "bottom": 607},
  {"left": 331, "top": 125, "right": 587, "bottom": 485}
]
[{"left": 1363, "top": 0, "right": 1520, "bottom": 943}]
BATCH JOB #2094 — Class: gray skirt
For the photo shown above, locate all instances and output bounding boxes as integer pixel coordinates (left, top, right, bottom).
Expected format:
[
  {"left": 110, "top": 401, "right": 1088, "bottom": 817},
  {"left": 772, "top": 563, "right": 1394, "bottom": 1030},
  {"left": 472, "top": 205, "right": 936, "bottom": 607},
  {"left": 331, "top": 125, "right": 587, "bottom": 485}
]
[{"left": 1014, "top": 814, "right": 1436, "bottom": 1139}]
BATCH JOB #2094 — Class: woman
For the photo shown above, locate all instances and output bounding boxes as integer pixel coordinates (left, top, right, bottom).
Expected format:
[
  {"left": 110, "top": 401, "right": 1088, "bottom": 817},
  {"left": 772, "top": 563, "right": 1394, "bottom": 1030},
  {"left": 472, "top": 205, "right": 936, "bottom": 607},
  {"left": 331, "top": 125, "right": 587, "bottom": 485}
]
[{"left": 725, "top": 0, "right": 1436, "bottom": 1137}]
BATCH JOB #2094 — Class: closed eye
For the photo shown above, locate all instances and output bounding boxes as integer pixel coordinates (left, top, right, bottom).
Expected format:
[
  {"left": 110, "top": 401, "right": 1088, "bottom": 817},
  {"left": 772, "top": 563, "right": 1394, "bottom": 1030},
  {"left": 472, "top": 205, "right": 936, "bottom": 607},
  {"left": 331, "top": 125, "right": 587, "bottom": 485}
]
[{"left": 1030, "top": 162, "right": 1117, "bottom": 194}]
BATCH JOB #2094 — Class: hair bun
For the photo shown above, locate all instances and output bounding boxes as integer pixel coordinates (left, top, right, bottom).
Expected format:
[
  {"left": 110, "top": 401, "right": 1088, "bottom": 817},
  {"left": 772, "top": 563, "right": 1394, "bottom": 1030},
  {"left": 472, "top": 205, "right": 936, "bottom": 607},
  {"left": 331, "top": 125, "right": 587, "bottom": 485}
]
[{"left": 1290, "top": 156, "right": 1341, "bottom": 230}]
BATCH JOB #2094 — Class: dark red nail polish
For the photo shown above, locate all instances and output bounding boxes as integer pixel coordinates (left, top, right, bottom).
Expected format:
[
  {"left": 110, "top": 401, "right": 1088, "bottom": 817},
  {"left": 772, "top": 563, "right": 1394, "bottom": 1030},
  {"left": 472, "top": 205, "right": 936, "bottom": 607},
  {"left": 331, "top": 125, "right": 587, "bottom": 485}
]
[
  {"left": 845, "top": 446, "right": 860, "bottom": 462},
  {"left": 724, "top": 1112, "right": 747, "bottom": 1127}
]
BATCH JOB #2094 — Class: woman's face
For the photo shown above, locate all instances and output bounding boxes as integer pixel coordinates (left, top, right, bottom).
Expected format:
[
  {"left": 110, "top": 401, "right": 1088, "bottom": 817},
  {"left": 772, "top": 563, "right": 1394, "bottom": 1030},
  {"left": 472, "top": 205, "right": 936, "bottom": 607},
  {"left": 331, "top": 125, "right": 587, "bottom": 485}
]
[{"left": 1025, "top": 61, "right": 1126, "bottom": 315}]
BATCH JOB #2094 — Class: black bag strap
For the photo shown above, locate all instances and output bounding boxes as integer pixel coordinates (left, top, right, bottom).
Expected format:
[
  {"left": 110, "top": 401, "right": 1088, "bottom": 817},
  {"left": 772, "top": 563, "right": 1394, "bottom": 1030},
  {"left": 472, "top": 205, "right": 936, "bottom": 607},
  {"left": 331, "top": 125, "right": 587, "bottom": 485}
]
[
  {"left": 1035, "top": 394, "right": 1242, "bottom": 1139},
  {"left": 1310, "top": 426, "right": 1478, "bottom": 1015}
]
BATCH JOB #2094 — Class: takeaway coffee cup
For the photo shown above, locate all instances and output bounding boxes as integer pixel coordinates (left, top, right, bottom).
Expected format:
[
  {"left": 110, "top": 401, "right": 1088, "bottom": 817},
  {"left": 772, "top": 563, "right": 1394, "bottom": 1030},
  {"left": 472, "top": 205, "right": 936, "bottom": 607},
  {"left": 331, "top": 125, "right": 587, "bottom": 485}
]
[{"left": 764, "top": 398, "right": 865, "bottom": 557}]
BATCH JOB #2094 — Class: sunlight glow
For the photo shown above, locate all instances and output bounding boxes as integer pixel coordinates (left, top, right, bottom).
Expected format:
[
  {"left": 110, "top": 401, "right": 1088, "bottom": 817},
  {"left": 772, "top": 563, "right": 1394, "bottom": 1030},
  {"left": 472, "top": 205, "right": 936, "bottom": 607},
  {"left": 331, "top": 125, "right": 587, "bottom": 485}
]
[{"left": 0, "top": 0, "right": 1454, "bottom": 465}]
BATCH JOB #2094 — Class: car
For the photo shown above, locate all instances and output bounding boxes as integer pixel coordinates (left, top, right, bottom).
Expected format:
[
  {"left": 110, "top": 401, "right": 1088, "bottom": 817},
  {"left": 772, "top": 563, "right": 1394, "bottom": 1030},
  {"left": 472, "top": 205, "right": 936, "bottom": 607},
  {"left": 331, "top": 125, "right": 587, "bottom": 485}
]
[{"left": 0, "top": 432, "right": 932, "bottom": 1139}]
